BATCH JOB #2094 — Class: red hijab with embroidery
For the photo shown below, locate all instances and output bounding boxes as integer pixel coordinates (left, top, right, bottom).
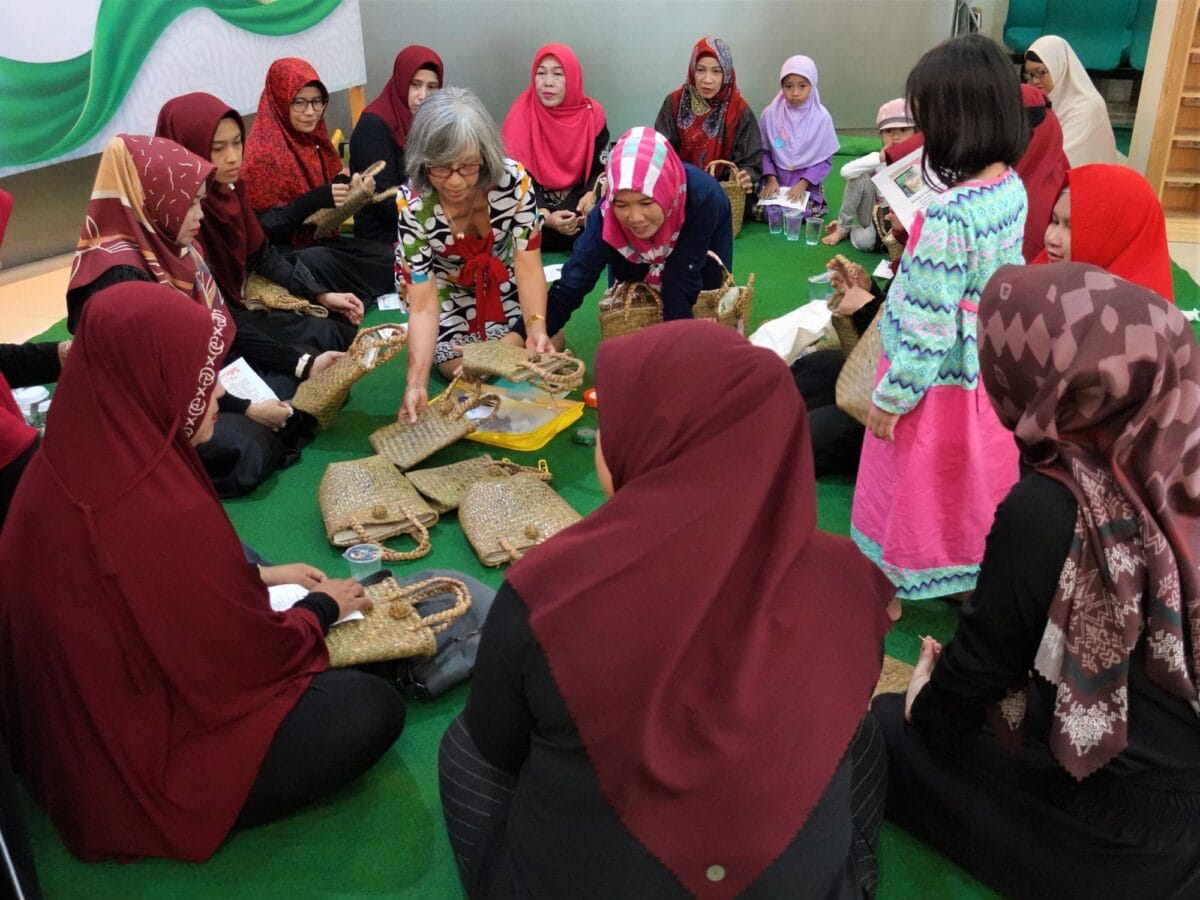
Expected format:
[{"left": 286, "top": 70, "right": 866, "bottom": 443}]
[
  {"left": 363, "top": 45, "right": 444, "bottom": 149},
  {"left": 509, "top": 321, "right": 894, "bottom": 898},
  {"left": 502, "top": 44, "right": 606, "bottom": 191},
  {"left": 0, "top": 283, "right": 329, "bottom": 860},
  {"left": 1032, "top": 164, "right": 1174, "bottom": 301},
  {"left": 156, "top": 93, "right": 266, "bottom": 306},
  {"left": 66, "top": 135, "right": 222, "bottom": 332},
  {"left": 1015, "top": 85, "right": 1069, "bottom": 262},
  {"left": 669, "top": 36, "right": 748, "bottom": 174},
  {"left": 0, "top": 188, "right": 36, "bottom": 470},
  {"left": 979, "top": 263, "right": 1200, "bottom": 779},
  {"left": 242, "top": 58, "right": 343, "bottom": 213}
]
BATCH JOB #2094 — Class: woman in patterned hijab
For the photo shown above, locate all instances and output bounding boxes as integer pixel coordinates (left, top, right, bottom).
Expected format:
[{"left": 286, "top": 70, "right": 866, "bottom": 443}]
[{"left": 873, "top": 261, "right": 1200, "bottom": 898}]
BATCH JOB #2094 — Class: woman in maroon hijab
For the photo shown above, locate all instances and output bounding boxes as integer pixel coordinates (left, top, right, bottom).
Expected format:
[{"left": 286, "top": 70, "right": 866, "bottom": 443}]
[
  {"left": 439, "top": 320, "right": 894, "bottom": 898},
  {"left": 0, "top": 283, "right": 405, "bottom": 862},
  {"left": 349, "top": 45, "right": 444, "bottom": 244}
]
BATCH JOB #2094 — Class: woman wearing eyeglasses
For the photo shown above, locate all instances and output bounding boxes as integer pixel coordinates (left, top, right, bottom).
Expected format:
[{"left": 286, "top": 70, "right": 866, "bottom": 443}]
[
  {"left": 395, "top": 88, "right": 550, "bottom": 422},
  {"left": 241, "top": 57, "right": 394, "bottom": 301},
  {"left": 1023, "top": 36, "right": 1120, "bottom": 167}
]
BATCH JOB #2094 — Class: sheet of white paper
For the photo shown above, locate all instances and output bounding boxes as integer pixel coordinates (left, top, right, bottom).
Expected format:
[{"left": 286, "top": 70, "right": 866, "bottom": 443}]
[
  {"left": 872, "top": 259, "right": 896, "bottom": 280},
  {"left": 749, "top": 300, "right": 833, "bottom": 364},
  {"left": 756, "top": 192, "right": 810, "bottom": 212},
  {"left": 543, "top": 263, "right": 564, "bottom": 283},
  {"left": 376, "top": 292, "right": 406, "bottom": 311},
  {"left": 267, "top": 583, "right": 363, "bottom": 625},
  {"left": 219, "top": 357, "right": 278, "bottom": 403},
  {"left": 871, "top": 147, "right": 946, "bottom": 232}
]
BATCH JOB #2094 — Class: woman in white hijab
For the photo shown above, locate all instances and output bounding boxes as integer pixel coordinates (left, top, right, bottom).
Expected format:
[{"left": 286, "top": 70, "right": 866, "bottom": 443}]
[{"left": 1024, "top": 35, "right": 1121, "bottom": 166}]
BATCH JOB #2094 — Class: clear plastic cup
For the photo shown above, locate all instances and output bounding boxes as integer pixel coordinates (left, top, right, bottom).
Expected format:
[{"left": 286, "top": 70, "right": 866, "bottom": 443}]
[
  {"left": 784, "top": 209, "right": 805, "bottom": 242},
  {"left": 343, "top": 544, "right": 383, "bottom": 582},
  {"left": 805, "top": 216, "right": 825, "bottom": 246},
  {"left": 766, "top": 204, "right": 784, "bottom": 235},
  {"left": 808, "top": 271, "right": 835, "bottom": 302}
]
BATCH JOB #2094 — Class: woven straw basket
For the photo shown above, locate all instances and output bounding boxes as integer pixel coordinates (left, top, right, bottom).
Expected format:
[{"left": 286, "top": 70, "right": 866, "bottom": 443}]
[
  {"left": 326, "top": 575, "right": 471, "bottom": 667},
  {"left": 406, "top": 454, "right": 551, "bottom": 513},
  {"left": 292, "top": 323, "right": 407, "bottom": 428},
  {"left": 243, "top": 274, "right": 328, "bottom": 318},
  {"left": 459, "top": 476, "right": 581, "bottom": 566},
  {"left": 304, "top": 160, "right": 399, "bottom": 240},
  {"left": 835, "top": 305, "right": 884, "bottom": 426},
  {"left": 706, "top": 159, "right": 746, "bottom": 238},
  {"left": 693, "top": 252, "right": 755, "bottom": 334},
  {"left": 460, "top": 342, "right": 586, "bottom": 395},
  {"left": 318, "top": 454, "right": 437, "bottom": 560},
  {"left": 369, "top": 386, "right": 500, "bottom": 471},
  {"left": 599, "top": 282, "right": 663, "bottom": 341}
]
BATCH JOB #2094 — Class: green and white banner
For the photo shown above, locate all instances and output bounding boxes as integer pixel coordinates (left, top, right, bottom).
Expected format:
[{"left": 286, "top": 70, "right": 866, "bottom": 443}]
[{"left": 0, "top": 0, "right": 365, "bottom": 176}]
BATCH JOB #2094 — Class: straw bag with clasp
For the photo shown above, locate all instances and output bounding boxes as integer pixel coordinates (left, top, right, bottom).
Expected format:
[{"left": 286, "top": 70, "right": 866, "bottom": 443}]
[
  {"left": 692, "top": 251, "right": 755, "bottom": 334},
  {"left": 369, "top": 381, "right": 501, "bottom": 470},
  {"left": 406, "top": 455, "right": 552, "bottom": 513},
  {"left": 706, "top": 159, "right": 746, "bottom": 238},
  {"left": 599, "top": 282, "right": 663, "bottom": 341},
  {"left": 459, "top": 476, "right": 581, "bottom": 566},
  {"left": 325, "top": 575, "right": 471, "bottom": 667},
  {"left": 460, "top": 342, "right": 586, "bottom": 395},
  {"left": 292, "top": 323, "right": 407, "bottom": 428},
  {"left": 243, "top": 274, "right": 329, "bottom": 317},
  {"left": 318, "top": 454, "right": 437, "bottom": 559}
]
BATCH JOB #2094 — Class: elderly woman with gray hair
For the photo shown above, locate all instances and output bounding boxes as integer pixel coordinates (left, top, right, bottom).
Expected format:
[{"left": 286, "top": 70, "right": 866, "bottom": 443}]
[{"left": 395, "top": 87, "right": 550, "bottom": 421}]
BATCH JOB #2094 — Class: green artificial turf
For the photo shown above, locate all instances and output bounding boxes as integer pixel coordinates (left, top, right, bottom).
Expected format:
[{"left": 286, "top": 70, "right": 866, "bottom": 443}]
[{"left": 18, "top": 134, "right": 1200, "bottom": 898}]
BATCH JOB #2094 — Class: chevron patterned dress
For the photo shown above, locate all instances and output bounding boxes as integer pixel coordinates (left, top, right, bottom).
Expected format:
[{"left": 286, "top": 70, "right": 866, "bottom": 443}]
[{"left": 852, "top": 170, "right": 1027, "bottom": 599}]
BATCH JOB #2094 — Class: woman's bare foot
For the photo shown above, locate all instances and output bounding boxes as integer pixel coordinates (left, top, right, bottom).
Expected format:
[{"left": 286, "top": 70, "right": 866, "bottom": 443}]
[{"left": 821, "top": 223, "right": 848, "bottom": 246}]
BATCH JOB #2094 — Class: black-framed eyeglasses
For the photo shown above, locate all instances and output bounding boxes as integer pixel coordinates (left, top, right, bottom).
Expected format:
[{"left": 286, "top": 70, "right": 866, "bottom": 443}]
[
  {"left": 1023, "top": 68, "right": 1050, "bottom": 83},
  {"left": 425, "top": 162, "right": 482, "bottom": 179},
  {"left": 290, "top": 97, "right": 327, "bottom": 112}
]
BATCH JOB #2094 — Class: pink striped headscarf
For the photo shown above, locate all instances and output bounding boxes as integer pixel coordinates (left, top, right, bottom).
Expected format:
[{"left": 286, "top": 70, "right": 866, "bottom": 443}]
[{"left": 600, "top": 127, "right": 688, "bottom": 287}]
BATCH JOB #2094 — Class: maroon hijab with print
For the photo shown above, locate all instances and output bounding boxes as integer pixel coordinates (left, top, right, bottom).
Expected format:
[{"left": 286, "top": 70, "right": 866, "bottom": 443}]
[
  {"left": 66, "top": 135, "right": 220, "bottom": 332},
  {"left": 363, "top": 45, "right": 444, "bottom": 149},
  {"left": 242, "top": 57, "right": 343, "bottom": 213},
  {"left": 157, "top": 92, "right": 266, "bottom": 305},
  {"left": 0, "top": 283, "right": 329, "bottom": 860},
  {"left": 979, "top": 262, "right": 1200, "bottom": 779},
  {"left": 509, "top": 321, "right": 894, "bottom": 897}
]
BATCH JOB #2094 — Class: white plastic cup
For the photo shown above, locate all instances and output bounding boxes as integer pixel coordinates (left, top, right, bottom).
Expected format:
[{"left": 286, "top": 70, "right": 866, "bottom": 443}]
[{"left": 343, "top": 544, "right": 383, "bottom": 582}]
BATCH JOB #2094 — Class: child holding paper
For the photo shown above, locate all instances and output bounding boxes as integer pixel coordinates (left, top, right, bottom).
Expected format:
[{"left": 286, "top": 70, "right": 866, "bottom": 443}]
[{"left": 757, "top": 55, "right": 839, "bottom": 221}]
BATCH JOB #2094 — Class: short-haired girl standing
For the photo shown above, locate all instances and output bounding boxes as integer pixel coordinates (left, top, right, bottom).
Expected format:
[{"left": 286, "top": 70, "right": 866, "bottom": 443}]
[{"left": 851, "top": 35, "right": 1029, "bottom": 601}]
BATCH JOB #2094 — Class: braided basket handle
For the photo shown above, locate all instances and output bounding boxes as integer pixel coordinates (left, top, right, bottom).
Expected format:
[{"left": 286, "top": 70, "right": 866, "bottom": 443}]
[
  {"left": 401, "top": 577, "right": 473, "bottom": 635},
  {"left": 350, "top": 508, "right": 432, "bottom": 561},
  {"left": 519, "top": 350, "right": 585, "bottom": 393},
  {"left": 706, "top": 159, "right": 741, "bottom": 185},
  {"left": 619, "top": 282, "right": 663, "bottom": 321},
  {"left": 347, "top": 323, "right": 408, "bottom": 366},
  {"left": 438, "top": 379, "right": 501, "bottom": 427}
]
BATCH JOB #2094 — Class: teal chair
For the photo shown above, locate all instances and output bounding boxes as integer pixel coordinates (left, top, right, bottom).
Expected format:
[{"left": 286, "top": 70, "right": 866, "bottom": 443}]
[
  {"left": 1003, "top": 0, "right": 1048, "bottom": 53},
  {"left": 1042, "top": 0, "right": 1137, "bottom": 69},
  {"left": 1127, "top": 0, "right": 1157, "bottom": 70}
]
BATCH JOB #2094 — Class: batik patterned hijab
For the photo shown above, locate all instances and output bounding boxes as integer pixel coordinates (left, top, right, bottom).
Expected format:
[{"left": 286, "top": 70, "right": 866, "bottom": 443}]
[
  {"left": 67, "top": 135, "right": 221, "bottom": 330},
  {"left": 979, "top": 262, "right": 1200, "bottom": 780},
  {"left": 600, "top": 127, "right": 687, "bottom": 287},
  {"left": 670, "top": 36, "right": 748, "bottom": 171},
  {"left": 241, "top": 57, "right": 343, "bottom": 213}
]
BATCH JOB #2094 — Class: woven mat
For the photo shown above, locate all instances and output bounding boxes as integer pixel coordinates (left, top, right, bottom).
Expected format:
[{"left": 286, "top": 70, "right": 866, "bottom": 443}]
[{"left": 873, "top": 654, "right": 914, "bottom": 697}]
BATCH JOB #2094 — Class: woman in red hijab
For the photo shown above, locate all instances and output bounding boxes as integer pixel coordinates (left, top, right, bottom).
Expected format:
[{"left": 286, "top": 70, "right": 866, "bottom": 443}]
[
  {"left": 1015, "top": 84, "right": 1069, "bottom": 261},
  {"left": 439, "top": 320, "right": 894, "bottom": 898},
  {"left": 349, "top": 45, "right": 444, "bottom": 244},
  {"left": 502, "top": 44, "right": 609, "bottom": 252},
  {"left": 242, "top": 58, "right": 395, "bottom": 300},
  {"left": 1036, "top": 163, "right": 1174, "bottom": 301},
  {"left": 0, "top": 282, "right": 405, "bottom": 862}
]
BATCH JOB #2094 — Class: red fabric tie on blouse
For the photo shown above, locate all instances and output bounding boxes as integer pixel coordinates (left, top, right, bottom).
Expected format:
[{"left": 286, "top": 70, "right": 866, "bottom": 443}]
[{"left": 448, "top": 232, "right": 508, "bottom": 337}]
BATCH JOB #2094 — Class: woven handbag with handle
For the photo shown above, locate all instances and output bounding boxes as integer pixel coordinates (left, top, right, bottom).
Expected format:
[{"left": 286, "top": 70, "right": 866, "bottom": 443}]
[
  {"left": 325, "top": 575, "right": 471, "bottom": 667},
  {"left": 706, "top": 159, "right": 746, "bottom": 238},
  {"left": 303, "top": 161, "right": 399, "bottom": 240},
  {"left": 460, "top": 342, "right": 585, "bottom": 394},
  {"left": 459, "top": 476, "right": 581, "bottom": 566},
  {"left": 318, "top": 455, "right": 437, "bottom": 560},
  {"left": 835, "top": 304, "right": 884, "bottom": 426},
  {"left": 692, "top": 251, "right": 755, "bottom": 334},
  {"left": 243, "top": 274, "right": 329, "bottom": 318},
  {"left": 291, "top": 323, "right": 407, "bottom": 428},
  {"left": 369, "top": 383, "right": 501, "bottom": 470},
  {"left": 599, "top": 282, "right": 663, "bottom": 341},
  {"left": 406, "top": 454, "right": 551, "bottom": 513}
]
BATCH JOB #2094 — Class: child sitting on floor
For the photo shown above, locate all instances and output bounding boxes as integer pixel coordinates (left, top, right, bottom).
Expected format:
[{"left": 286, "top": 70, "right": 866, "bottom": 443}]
[{"left": 822, "top": 99, "right": 915, "bottom": 248}]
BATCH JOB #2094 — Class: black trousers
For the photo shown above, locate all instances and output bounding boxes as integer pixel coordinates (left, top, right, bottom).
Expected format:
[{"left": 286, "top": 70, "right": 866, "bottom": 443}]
[
  {"left": 237, "top": 669, "right": 406, "bottom": 828},
  {"left": 0, "top": 736, "right": 42, "bottom": 900},
  {"left": 439, "top": 713, "right": 887, "bottom": 899},
  {"left": 790, "top": 349, "right": 865, "bottom": 478},
  {"left": 872, "top": 692, "right": 1200, "bottom": 900}
]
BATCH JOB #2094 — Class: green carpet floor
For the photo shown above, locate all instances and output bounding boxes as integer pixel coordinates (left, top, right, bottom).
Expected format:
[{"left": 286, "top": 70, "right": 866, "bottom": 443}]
[{"left": 18, "top": 135, "right": 1200, "bottom": 898}]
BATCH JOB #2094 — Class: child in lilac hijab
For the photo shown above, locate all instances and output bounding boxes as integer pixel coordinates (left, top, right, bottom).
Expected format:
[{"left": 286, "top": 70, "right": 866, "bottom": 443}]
[{"left": 757, "top": 56, "right": 840, "bottom": 220}]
